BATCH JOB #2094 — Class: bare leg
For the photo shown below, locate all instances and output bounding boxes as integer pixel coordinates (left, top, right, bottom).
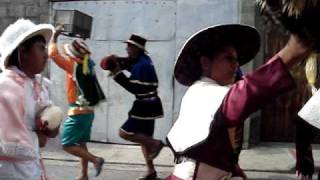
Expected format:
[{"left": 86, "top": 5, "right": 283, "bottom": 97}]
[
  {"left": 119, "top": 130, "right": 161, "bottom": 153},
  {"left": 63, "top": 144, "right": 104, "bottom": 177},
  {"left": 141, "top": 145, "right": 156, "bottom": 174},
  {"left": 79, "top": 143, "right": 89, "bottom": 179},
  {"left": 119, "top": 130, "right": 162, "bottom": 179},
  {"left": 63, "top": 145, "right": 99, "bottom": 164}
]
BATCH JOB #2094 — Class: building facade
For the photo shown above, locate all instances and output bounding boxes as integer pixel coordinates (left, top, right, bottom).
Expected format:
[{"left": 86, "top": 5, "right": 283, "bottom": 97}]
[{"left": 0, "top": 0, "right": 304, "bottom": 146}]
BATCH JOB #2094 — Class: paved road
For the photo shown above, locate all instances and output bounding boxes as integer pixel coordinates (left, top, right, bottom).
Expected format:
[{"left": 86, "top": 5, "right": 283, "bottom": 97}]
[{"left": 44, "top": 159, "right": 298, "bottom": 180}]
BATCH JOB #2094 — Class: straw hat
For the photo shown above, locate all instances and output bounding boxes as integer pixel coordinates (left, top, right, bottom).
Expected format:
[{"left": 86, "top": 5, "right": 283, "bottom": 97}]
[
  {"left": 0, "top": 19, "right": 54, "bottom": 70},
  {"left": 63, "top": 39, "right": 90, "bottom": 59},
  {"left": 124, "top": 34, "right": 147, "bottom": 52},
  {"left": 174, "top": 24, "right": 261, "bottom": 86}
]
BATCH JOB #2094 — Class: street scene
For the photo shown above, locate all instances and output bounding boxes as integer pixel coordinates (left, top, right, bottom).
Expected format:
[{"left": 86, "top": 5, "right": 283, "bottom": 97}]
[
  {"left": 43, "top": 142, "right": 317, "bottom": 179},
  {"left": 1, "top": 0, "right": 320, "bottom": 180}
]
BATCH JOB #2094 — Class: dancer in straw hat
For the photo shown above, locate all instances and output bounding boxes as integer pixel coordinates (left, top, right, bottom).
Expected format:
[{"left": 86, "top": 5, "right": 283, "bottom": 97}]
[
  {"left": 165, "top": 23, "right": 314, "bottom": 180},
  {"left": 48, "top": 26, "right": 105, "bottom": 180},
  {"left": 0, "top": 19, "right": 60, "bottom": 179}
]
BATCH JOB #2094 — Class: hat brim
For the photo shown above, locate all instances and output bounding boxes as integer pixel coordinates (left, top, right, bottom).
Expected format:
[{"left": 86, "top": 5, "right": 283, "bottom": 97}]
[
  {"left": 124, "top": 40, "right": 148, "bottom": 52},
  {"left": 1, "top": 24, "right": 54, "bottom": 69},
  {"left": 63, "top": 44, "right": 78, "bottom": 58},
  {"left": 174, "top": 24, "right": 261, "bottom": 86}
]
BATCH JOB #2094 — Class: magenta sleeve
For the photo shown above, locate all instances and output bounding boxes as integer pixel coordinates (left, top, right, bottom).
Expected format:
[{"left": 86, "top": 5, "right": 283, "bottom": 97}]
[{"left": 222, "top": 55, "right": 296, "bottom": 127}]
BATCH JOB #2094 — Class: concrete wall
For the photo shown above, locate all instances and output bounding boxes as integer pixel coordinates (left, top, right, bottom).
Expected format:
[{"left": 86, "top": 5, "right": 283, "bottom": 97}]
[
  {"left": 49, "top": 0, "right": 244, "bottom": 144},
  {"left": 50, "top": 0, "right": 177, "bottom": 143},
  {"left": 173, "top": 0, "right": 240, "bottom": 121},
  {"left": 0, "top": 0, "right": 50, "bottom": 33}
]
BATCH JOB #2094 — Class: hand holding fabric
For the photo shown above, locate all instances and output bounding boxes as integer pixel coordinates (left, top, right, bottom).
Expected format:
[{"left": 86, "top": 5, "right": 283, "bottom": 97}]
[
  {"left": 53, "top": 25, "right": 64, "bottom": 43},
  {"left": 277, "top": 35, "right": 313, "bottom": 68},
  {"left": 100, "top": 55, "right": 121, "bottom": 74}
]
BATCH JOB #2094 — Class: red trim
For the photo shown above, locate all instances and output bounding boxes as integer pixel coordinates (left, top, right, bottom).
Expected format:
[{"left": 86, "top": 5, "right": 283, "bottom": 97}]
[
  {"left": 165, "top": 174, "right": 184, "bottom": 180},
  {"left": 0, "top": 156, "right": 17, "bottom": 161}
]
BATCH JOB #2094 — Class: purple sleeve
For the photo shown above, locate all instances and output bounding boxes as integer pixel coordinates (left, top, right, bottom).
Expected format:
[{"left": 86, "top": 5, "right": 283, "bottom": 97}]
[{"left": 222, "top": 55, "right": 296, "bottom": 127}]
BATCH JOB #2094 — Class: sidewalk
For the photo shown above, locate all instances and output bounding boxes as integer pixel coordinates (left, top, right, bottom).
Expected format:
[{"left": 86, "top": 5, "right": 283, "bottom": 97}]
[{"left": 42, "top": 141, "right": 320, "bottom": 173}]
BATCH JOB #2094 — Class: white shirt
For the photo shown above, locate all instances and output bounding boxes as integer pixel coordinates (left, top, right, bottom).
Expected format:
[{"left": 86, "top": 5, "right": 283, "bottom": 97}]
[
  {"left": 299, "top": 89, "right": 320, "bottom": 129},
  {"left": 0, "top": 67, "right": 50, "bottom": 180},
  {"left": 167, "top": 77, "right": 230, "bottom": 152}
]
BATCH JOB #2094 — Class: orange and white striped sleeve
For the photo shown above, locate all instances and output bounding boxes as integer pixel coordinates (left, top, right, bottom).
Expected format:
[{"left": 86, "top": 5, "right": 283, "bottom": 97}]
[{"left": 48, "top": 42, "right": 74, "bottom": 74}]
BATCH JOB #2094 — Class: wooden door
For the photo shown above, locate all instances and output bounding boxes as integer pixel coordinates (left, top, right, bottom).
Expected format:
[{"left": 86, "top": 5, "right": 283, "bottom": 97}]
[{"left": 260, "top": 29, "right": 312, "bottom": 142}]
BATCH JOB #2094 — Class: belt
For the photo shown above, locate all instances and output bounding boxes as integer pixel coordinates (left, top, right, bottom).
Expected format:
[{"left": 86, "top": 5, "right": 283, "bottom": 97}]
[
  {"left": 68, "top": 106, "right": 94, "bottom": 116},
  {"left": 135, "top": 91, "right": 158, "bottom": 100}
]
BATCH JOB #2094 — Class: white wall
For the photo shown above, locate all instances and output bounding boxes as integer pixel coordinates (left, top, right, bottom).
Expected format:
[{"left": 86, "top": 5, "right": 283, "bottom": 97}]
[
  {"left": 49, "top": 0, "right": 241, "bottom": 144},
  {"left": 173, "top": 0, "right": 240, "bottom": 120}
]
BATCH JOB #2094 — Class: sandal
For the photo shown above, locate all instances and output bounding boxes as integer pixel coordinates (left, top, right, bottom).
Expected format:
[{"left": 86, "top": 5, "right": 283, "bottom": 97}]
[
  {"left": 136, "top": 171, "right": 157, "bottom": 180},
  {"left": 94, "top": 157, "right": 104, "bottom": 177}
]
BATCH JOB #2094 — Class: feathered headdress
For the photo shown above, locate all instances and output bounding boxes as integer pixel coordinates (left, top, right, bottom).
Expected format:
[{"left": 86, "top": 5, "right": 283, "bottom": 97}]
[
  {"left": 257, "top": 0, "right": 319, "bottom": 17},
  {"left": 256, "top": 0, "right": 320, "bottom": 51}
]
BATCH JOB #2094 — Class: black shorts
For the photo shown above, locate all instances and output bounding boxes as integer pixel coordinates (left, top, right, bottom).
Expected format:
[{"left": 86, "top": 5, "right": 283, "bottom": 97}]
[{"left": 120, "top": 117, "right": 155, "bottom": 137}]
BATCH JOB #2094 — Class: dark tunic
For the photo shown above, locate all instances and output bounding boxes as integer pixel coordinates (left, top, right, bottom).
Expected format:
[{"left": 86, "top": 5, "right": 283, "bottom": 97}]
[{"left": 114, "top": 53, "right": 163, "bottom": 120}]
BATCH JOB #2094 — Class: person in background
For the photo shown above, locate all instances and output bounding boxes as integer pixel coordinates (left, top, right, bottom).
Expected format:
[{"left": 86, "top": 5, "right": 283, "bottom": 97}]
[
  {"left": 49, "top": 26, "right": 106, "bottom": 180},
  {"left": 100, "top": 34, "right": 164, "bottom": 180}
]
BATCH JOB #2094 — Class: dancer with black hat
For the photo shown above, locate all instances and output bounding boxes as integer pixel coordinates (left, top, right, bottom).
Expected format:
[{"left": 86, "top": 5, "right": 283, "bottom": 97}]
[
  {"left": 49, "top": 27, "right": 106, "bottom": 180},
  {"left": 165, "top": 23, "right": 314, "bottom": 180},
  {"left": 100, "top": 34, "right": 164, "bottom": 180}
]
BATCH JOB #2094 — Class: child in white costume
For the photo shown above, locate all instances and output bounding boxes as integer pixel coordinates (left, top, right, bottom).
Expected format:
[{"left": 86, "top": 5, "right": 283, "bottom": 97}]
[{"left": 0, "top": 19, "right": 59, "bottom": 179}]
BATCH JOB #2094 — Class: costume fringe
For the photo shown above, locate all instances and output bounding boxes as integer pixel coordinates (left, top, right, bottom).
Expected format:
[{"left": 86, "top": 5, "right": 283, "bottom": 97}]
[{"left": 82, "top": 54, "right": 89, "bottom": 75}]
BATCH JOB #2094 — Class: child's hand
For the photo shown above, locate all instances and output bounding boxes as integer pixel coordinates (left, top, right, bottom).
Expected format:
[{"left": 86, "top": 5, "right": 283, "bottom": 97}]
[
  {"left": 35, "top": 116, "right": 45, "bottom": 131},
  {"left": 36, "top": 117, "right": 59, "bottom": 138},
  {"left": 36, "top": 131, "right": 48, "bottom": 148},
  {"left": 278, "top": 34, "right": 313, "bottom": 68},
  {"left": 53, "top": 25, "right": 64, "bottom": 43},
  {"left": 42, "top": 124, "right": 60, "bottom": 138}
]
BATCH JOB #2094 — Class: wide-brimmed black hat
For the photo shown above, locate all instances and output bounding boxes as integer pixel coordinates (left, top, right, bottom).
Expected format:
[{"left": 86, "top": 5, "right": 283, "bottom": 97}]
[
  {"left": 174, "top": 24, "right": 261, "bottom": 86},
  {"left": 125, "top": 34, "right": 147, "bottom": 51}
]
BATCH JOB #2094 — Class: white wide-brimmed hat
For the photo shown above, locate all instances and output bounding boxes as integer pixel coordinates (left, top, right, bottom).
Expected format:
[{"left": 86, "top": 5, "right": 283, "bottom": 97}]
[
  {"left": 0, "top": 19, "right": 54, "bottom": 70},
  {"left": 174, "top": 24, "right": 261, "bottom": 86}
]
